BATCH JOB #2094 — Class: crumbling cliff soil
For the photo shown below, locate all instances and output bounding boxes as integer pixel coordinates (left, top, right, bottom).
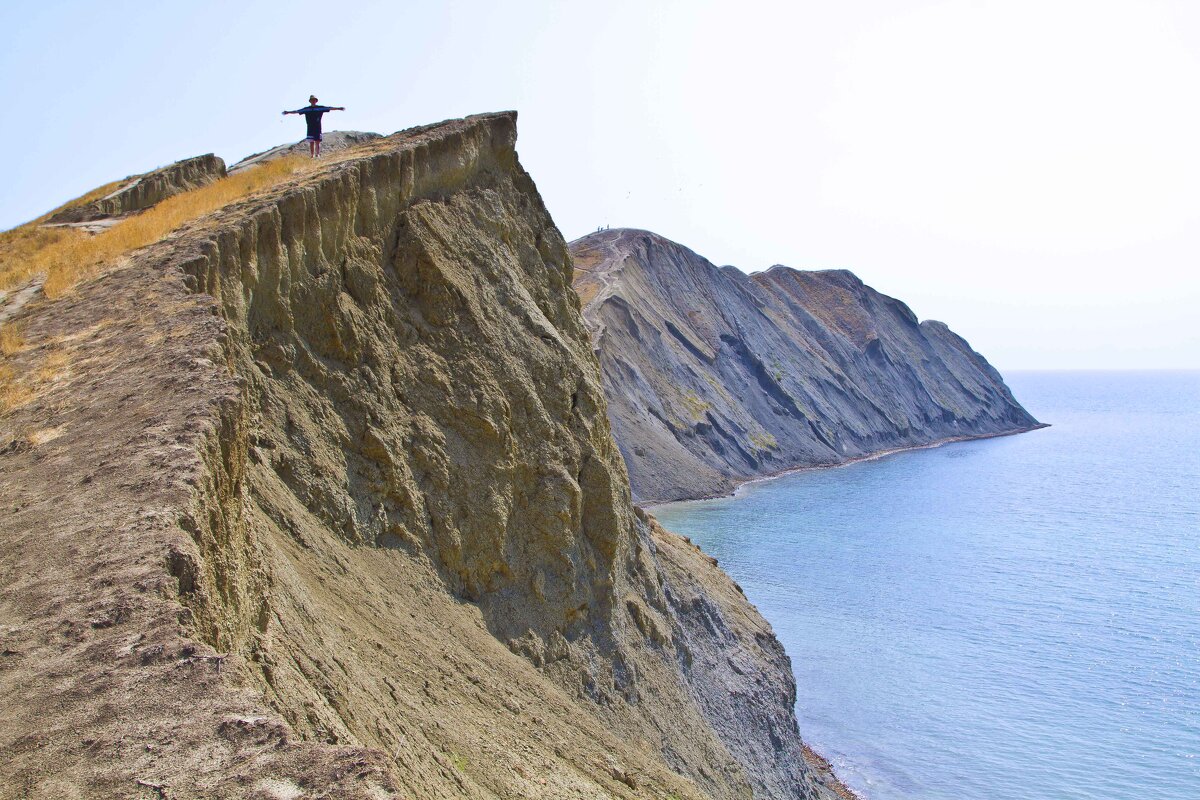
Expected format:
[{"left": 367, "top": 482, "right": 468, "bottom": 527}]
[
  {"left": 571, "top": 228, "right": 1042, "bottom": 503},
  {"left": 1, "top": 115, "right": 843, "bottom": 799}
]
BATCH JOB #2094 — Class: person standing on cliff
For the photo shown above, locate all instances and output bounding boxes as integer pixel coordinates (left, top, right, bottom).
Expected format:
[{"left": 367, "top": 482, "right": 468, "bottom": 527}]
[{"left": 282, "top": 96, "right": 345, "bottom": 158}]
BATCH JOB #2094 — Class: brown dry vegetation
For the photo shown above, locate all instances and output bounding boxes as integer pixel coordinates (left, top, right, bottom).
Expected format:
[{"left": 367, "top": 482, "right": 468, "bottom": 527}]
[
  {"left": 36, "top": 348, "right": 70, "bottom": 384},
  {"left": 34, "top": 179, "right": 127, "bottom": 226},
  {"left": 0, "top": 180, "right": 125, "bottom": 291},
  {"left": 0, "top": 325, "right": 26, "bottom": 414},
  {"left": 2, "top": 335, "right": 78, "bottom": 421},
  {"left": 0, "top": 226, "right": 82, "bottom": 293},
  {"left": 0, "top": 363, "right": 31, "bottom": 414},
  {"left": 0, "top": 324, "right": 23, "bottom": 356},
  {"left": 3, "top": 160, "right": 318, "bottom": 416},
  {"left": 0, "top": 157, "right": 313, "bottom": 295}
]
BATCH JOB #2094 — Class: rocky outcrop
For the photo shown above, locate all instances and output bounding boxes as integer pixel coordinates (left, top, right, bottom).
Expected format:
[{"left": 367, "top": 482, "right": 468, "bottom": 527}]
[
  {"left": 228, "top": 131, "right": 382, "bottom": 174},
  {"left": 571, "top": 228, "right": 1041, "bottom": 503},
  {"left": 46, "top": 154, "right": 226, "bottom": 223},
  {"left": 1, "top": 115, "right": 839, "bottom": 799}
]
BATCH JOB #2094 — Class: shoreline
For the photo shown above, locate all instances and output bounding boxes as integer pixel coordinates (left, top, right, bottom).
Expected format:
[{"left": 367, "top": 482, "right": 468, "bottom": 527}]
[
  {"left": 802, "top": 743, "right": 864, "bottom": 800},
  {"left": 644, "top": 423, "right": 1049, "bottom": 510},
  {"left": 646, "top": 423, "right": 1049, "bottom": 799}
]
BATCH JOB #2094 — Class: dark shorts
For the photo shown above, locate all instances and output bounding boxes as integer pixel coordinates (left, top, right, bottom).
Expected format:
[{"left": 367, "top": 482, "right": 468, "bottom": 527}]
[{"left": 306, "top": 133, "right": 322, "bottom": 142}]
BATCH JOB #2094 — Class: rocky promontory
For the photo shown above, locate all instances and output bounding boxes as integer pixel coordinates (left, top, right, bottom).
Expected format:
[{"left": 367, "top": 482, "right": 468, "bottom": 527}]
[
  {"left": 227, "top": 131, "right": 382, "bottom": 174},
  {"left": 1, "top": 115, "right": 846, "bottom": 799},
  {"left": 571, "top": 228, "right": 1041, "bottom": 503}
]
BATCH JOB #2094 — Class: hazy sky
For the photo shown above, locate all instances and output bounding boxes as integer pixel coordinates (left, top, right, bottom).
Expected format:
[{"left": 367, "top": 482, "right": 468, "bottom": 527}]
[{"left": 3, "top": 0, "right": 1197, "bottom": 369}]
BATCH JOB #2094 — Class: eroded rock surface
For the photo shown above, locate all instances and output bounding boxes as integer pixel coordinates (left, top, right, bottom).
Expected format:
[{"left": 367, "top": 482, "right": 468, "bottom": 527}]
[
  {"left": 572, "top": 228, "right": 1041, "bottom": 503},
  {"left": 228, "top": 131, "right": 382, "bottom": 174},
  {"left": 46, "top": 154, "right": 226, "bottom": 224},
  {"left": 1, "top": 115, "right": 837, "bottom": 799}
]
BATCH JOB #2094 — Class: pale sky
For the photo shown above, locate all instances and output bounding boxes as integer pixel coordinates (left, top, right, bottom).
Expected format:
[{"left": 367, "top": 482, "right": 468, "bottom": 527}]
[{"left": 2, "top": 0, "right": 1197, "bottom": 370}]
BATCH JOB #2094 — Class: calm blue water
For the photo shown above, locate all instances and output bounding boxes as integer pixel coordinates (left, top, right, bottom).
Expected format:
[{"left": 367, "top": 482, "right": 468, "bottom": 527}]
[{"left": 653, "top": 371, "right": 1200, "bottom": 800}]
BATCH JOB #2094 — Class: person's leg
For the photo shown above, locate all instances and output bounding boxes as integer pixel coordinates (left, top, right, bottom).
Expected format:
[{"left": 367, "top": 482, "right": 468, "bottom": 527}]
[
  {"left": 308, "top": 138, "right": 316, "bottom": 158},
  {"left": 315, "top": 139, "right": 322, "bottom": 157}
]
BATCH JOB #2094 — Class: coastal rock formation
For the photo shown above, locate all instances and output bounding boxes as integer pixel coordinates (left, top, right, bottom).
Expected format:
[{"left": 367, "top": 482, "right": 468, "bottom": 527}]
[
  {"left": 1, "top": 115, "right": 841, "bottom": 799},
  {"left": 571, "top": 228, "right": 1041, "bottom": 503},
  {"left": 46, "top": 154, "right": 227, "bottom": 224}
]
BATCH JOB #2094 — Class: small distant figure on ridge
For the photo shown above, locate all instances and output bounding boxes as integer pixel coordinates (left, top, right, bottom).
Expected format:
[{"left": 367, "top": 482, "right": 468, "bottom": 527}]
[{"left": 282, "top": 96, "right": 345, "bottom": 158}]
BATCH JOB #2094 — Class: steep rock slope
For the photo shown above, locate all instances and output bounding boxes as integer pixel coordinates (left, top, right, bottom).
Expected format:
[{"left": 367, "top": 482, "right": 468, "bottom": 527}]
[
  {"left": 1, "top": 115, "right": 842, "bottom": 799},
  {"left": 572, "top": 228, "right": 1041, "bottom": 503}
]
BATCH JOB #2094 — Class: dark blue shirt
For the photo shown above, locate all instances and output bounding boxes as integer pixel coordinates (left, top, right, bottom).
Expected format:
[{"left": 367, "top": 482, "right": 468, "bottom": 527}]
[{"left": 292, "top": 105, "right": 334, "bottom": 137}]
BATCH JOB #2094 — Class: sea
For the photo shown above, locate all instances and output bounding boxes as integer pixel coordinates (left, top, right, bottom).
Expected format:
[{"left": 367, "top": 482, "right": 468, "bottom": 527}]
[{"left": 652, "top": 371, "right": 1200, "bottom": 800}]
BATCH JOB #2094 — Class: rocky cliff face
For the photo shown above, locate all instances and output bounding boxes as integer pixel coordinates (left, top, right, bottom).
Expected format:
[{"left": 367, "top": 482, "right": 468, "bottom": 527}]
[
  {"left": 571, "top": 228, "right": 1041, "bottom": 503},
  {"left": 1, "top": 115, "right": 842, "bottom": 799}
]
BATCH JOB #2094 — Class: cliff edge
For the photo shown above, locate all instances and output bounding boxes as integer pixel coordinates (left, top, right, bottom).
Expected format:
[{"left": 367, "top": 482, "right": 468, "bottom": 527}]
[
  {"left": 571, "top": 228, "right": 1041, "bottom": 503},
  {"left": 1, "top": 115, "right": 842, "bottom": 799}
]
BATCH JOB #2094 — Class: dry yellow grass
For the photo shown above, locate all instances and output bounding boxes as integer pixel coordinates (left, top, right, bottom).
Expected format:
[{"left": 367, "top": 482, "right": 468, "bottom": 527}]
[
  {"left": 36, "top": 349, "right": 71, "bottom": 384},
  {"left": 50, "top": 180, "right": 129, "bottom": 218},
  {"left": 1, "top": 157, "right": 313, "bottom": 296},
  {"left": 2, "top": 155, "right": 319, "bottom": 413},
  {"left": 35, "top": 179, "right": 128, "bottom": 226},
  {"left": 1, "top": 327, "right": 33, "bottom": 415},
  {"left": 0, "top": 324, "right": 23, "bottom": 357},
  {"left": 0, "top": 363, "right": 32, "bottom": 414},
  {"left": 1, "top": 343, "right": 71, "bottom": 417},
  {"left": 0, "top": 225, "right": 85, "bottom": 292},
  {"left": 0, "top": 179, "right": 127, "bottom": 291}
]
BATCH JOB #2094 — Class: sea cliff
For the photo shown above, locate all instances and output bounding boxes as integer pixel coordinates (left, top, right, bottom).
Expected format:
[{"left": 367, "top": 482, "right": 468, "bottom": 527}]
[
  {"left": 571, "top": 228, "right": 1041, "bottom": 503},
  {"left": 0, "top": 114, "right": 845, "bottom": 799}
]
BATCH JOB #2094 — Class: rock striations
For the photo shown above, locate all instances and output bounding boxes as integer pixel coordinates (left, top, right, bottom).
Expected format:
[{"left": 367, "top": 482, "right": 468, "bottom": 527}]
[
  {"left": 571, "top": 228, "right": 1041, "bottom": 503},
  {"left": 0, "top": 115, "right": 845, "bottom": 799}
]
